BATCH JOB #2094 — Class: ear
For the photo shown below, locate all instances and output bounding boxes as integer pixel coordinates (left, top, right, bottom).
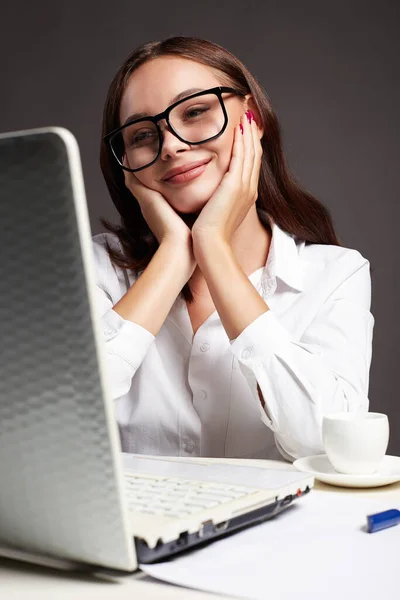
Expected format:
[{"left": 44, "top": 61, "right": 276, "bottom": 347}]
[{"left": 244, "top": 94, "right": 264, "bottom": 138}]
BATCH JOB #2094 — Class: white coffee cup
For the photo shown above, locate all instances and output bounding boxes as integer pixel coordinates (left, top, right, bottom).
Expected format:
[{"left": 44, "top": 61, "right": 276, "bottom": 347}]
[{"left": 322, "top": 412, "right": 389, "bottom": 475}]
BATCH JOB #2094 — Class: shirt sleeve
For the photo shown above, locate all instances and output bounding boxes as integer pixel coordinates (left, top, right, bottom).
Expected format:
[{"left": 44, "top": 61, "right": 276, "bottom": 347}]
[
  {"left": 229, "top": 252, "right": 375, "bottom": 461},
  {"left": 92, "top": 235, "right": 155, "bottom": 400}
]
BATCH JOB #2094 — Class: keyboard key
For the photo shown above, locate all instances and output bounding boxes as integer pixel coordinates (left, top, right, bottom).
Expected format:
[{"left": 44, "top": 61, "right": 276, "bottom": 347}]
[
  {"left": 124, "top": 473, "right": 263, "bottom": 518},
  {"left": 182, "top": 500, "right": 219, "bottom": 509}
]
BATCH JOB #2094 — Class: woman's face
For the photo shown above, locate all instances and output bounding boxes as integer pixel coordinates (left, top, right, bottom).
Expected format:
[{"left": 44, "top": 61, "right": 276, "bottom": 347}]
[{"left": 119, "top": 56, "right": 251, "bottom": 216}]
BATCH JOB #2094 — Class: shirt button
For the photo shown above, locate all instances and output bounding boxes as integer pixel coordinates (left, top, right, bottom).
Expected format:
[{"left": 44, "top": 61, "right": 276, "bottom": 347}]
[
  {"left": 196, "top": 390, "right": 207, "bottom": 400},
  {"left": 184, "top": 441, "right": 195, "bottom": 453},
  {"left": 241, "top": 348, "right": 252, "bottom": 359},
  {"left": 200, "top": 343, "right": 210, "bottom": 352}
]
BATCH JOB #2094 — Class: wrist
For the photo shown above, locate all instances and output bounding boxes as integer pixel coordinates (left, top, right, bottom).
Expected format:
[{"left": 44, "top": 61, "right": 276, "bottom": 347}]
[
  {"left": 160, "top": 237, "right": 196, "bottom": 270},
  {"left": 160, "top": 234, "right": 191, "bottom": 252},
  {"left": 192, "top": 234, "right": 232, "bottom": 271}
]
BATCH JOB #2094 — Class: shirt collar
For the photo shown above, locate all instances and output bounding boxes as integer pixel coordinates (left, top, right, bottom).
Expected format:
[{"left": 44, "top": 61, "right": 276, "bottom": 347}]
[{"left": 260, "top": 214, "right": 305, "bottom": 293}]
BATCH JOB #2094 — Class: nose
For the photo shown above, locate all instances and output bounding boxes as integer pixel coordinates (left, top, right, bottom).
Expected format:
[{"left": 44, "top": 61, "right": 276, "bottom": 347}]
[{"left": 158, "top": 118, "right": 190, "bottom": 159}]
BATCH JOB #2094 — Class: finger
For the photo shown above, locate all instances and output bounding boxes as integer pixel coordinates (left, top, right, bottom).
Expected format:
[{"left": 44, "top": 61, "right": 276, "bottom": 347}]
[
  {"left": 123, "top": 166, "right": 138, "bottom": 189},
  {"left": 227, "top": 120, "right": 244, "bottom": 181},
  {"left": 242, "top": 112, "right": 255, "bottom": 189},
  {"left": 249, "top": 113, "right": 263, "bottom": 199}
]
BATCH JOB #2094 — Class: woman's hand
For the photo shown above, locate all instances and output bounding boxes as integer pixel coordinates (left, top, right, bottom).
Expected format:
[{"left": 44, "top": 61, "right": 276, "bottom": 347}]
[
  {"left": 191, "top": 109, "right": 263, "bottom": 245},
  {"left": 123, "top": 166, "right": 193, "bottom": 247},
  {"left": 123, "top": 168, "right": 198, "bottom": 279}
]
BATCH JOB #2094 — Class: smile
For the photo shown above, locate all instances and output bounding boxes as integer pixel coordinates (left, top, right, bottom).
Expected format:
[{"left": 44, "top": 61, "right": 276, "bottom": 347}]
[{"left": 164, "top": 160, "right": 211, "bottom": 184}]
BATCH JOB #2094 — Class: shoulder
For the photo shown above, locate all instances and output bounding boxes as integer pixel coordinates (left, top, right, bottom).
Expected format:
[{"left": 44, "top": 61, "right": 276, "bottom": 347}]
[
  {"left": 92, "top": 232, "right": 121, "bottom": 256},
  {"left": 298, "top": 240, "right": 372, "bottom": 306},
  {"left": 91, "top": 231, "right": 124, "bottom": 268},
  {"left": 91, "top": 232, "right": 138, "bottom": 300},
  {"left": 91, "top": 232, "right": 123, "bottom": 285},
  {"left": 299, "top": 239, "right": 370, "bottom": 272}
]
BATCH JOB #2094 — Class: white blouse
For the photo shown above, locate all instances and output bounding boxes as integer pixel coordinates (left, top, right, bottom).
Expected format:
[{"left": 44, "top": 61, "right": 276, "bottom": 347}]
[{"left": 92, "top": 215, "right": 374, "bottom": 462}]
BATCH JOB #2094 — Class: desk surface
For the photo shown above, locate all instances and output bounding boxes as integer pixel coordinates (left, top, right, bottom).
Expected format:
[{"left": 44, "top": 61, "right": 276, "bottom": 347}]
[{"left": 2, "top": 456, "right": 400, "bottom": 600}]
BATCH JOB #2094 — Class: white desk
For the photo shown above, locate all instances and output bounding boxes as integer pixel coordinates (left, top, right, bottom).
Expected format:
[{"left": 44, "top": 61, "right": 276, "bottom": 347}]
[{"left": 1, "top": 456, "right": 400, "bottom": 599}]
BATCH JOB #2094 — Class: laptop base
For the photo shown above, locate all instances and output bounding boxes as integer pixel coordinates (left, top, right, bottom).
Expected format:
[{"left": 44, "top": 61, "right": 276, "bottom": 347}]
[{"left": 135, "top": 485, "right": 311, "bottom": 563}]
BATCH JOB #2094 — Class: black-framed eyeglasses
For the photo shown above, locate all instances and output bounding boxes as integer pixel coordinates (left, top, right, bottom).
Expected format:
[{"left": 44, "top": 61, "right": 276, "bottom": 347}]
[{"left": 103, "top": 86, "right": 245, "bottom": 172}]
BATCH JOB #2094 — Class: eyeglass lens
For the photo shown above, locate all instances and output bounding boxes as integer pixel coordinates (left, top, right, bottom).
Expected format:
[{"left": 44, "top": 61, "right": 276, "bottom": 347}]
[{"left": 112, "top": 93, "right": 225, "bottom": 170}]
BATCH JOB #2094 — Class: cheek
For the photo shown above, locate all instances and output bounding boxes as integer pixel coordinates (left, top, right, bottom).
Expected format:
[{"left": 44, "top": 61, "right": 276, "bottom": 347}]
[
  {"left": 215, "top": 133, "right": 235, "bottom": 173},
  {"left": 136, "top": 169, "right": 158, "bottom": 190},
  {"left": 209, "top": 125, "right": 235, "bottom": 164}
]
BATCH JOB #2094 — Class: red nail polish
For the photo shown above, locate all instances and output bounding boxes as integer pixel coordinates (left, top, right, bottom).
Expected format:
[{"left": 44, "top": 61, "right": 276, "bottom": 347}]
[
  {"left": 239, "top": 124, "right": 244, "bottom": 135},
  {"left": 246, "top": 110, "right": 252, "bottom": 124},
  {"left": 248, "top": 110, "right": 255, "bottom": 123}
]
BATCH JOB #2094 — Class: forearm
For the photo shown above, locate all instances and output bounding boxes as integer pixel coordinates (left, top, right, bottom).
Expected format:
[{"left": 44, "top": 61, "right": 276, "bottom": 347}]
[
  {"left": 113, "top": 240, "right": 193, "bottom": 336},
  {"left": 193, "top": 236, "right": 270, "bottom": 341},
  {"left": 252, "top": 344, "right": 368, "bottom": 459},
  {"left": 228, "top": 306, "right": 372, "bottom": 459}
]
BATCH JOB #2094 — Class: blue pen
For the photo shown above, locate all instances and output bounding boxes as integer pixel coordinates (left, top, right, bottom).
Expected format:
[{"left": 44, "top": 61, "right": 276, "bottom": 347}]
[{"left": 367, "top": 509, "right": 400, "bottom": 533}]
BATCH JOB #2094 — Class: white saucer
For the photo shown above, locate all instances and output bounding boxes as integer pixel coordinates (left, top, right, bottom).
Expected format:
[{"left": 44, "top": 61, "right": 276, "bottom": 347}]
[{"left": 293, "top": 454, "right": 400, "bottom": 488}]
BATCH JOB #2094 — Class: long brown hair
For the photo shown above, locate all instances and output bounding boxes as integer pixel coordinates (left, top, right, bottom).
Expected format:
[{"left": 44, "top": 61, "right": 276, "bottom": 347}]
[{"left": 99, "top": 35, "right": 357, "bottom": 304}]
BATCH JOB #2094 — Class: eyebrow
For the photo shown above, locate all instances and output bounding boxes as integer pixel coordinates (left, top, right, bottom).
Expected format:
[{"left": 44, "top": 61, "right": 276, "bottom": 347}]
[{"left": 122, "top": 87, "right": 205, "bottom": 126}]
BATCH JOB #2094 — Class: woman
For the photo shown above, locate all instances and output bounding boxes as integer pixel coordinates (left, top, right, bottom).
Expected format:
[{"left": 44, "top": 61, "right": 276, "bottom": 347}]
[{"left": 94, "top": 35, "right": 374, "bottom": 461}]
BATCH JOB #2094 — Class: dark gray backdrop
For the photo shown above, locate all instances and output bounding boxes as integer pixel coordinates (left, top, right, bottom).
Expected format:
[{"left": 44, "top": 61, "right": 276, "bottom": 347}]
[{"left": 1, "top": 1, "right": 399, "bottom": 453}]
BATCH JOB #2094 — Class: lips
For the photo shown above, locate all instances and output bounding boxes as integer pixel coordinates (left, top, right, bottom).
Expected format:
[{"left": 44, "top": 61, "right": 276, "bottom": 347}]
[{"left": 162, "top": 159, "right": 211, "bottom": 181}]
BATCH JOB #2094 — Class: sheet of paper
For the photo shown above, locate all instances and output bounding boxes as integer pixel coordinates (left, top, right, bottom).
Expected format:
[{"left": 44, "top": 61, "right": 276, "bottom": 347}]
[
  {"left": 140, "top": 491, "right": 400, "bottom": 600},
  {"left": 122, "top": 455, "right": 310, "bottom": 490}
]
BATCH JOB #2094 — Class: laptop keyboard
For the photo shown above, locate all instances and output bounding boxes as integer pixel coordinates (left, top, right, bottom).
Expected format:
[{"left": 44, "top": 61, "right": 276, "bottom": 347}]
[{"left": 124, "top": 473, "right": 261, "bottom": 518}]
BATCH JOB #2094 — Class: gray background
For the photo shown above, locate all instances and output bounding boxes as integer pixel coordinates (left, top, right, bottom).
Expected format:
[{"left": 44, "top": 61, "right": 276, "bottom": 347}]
[{"left": 1, "top": 1, "right": 399, "bottom": 453}]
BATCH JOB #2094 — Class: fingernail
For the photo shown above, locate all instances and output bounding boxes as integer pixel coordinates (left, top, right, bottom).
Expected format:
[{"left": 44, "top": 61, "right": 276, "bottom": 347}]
[
  {"left": 246, "top": 110, "right": 252, "bottom": 124},
  {"left": 239, "top": 124, "right": 244, "bottom": 135},
  {"left": 247, "top": 110, "right": 255, "bottom": 123}
]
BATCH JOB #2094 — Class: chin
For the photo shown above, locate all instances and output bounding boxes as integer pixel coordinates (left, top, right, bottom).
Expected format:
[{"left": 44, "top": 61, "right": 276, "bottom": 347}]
[
  {"left": 170, "top": 196, "right": 209, "bottom": 215},
  {"left": 170, "top": 178, "right": 218, "bottom": 208}
]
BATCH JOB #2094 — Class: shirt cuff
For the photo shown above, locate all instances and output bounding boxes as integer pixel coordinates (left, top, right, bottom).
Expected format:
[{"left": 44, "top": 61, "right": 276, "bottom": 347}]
[
  {"left": 229, "top": 309, "right": 293, "bottom": 431},
  {"left": 229, "top": 309, "right": 292, "bottom": 363},
  {"left": 101, "top": 307, "right": 155, "bottom": 369}
]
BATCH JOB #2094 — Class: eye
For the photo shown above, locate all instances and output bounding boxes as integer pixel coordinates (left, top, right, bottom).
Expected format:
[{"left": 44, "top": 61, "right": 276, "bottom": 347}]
[
  {"left": 133, "top": 131, "right": 152, "bottom": 143},
  {"left": 184, "top": 106, "right": 209, "bottom": 120},
  {"left": 127, "top": 129, "right": 157, "bottom": 147}
]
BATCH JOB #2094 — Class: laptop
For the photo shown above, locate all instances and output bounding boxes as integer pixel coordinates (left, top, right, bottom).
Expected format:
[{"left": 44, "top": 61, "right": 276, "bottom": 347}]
[{"left": 0, "top": 126, "right": 314, "bottom": 573}]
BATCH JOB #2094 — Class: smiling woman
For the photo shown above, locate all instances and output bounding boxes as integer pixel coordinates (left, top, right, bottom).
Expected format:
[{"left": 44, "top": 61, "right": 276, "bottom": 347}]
[{"left": 93, "top": 35, "right": 375, "bottom": 462}]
